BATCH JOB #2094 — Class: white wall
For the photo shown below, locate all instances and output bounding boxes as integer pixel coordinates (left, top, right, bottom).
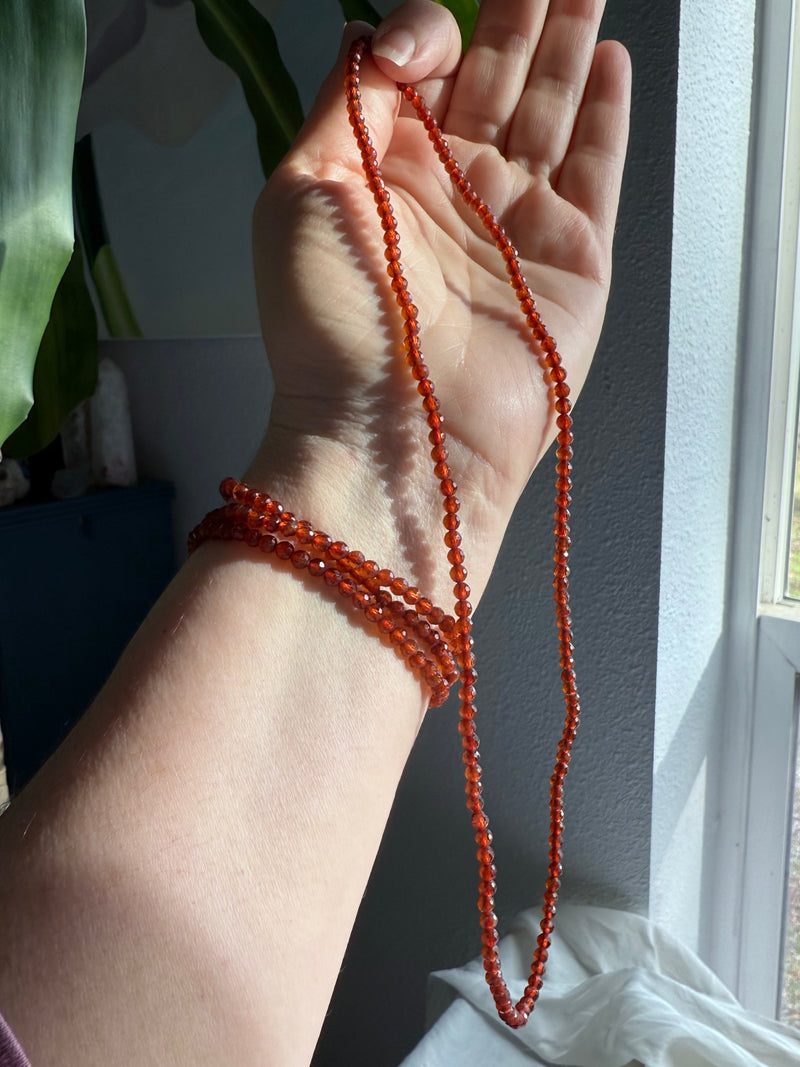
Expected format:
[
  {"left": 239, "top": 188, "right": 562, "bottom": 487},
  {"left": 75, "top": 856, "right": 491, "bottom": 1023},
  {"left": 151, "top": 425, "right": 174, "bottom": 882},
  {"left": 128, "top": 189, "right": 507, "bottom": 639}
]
[
  {"left": 651, "top": 0, "right": 756, "bottom": 956},
  {"left": 91, "top": 0, "right": 392, "bottom": 339},
  {"left": 110, "top": 336, "right": 271, "bottom": 558}
]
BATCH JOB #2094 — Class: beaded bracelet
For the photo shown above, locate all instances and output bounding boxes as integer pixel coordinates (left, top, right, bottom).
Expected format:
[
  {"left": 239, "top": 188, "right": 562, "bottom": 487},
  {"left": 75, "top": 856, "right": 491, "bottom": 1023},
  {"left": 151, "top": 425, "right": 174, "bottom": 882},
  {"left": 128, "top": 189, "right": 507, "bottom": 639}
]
[
  {"left": 188, "top": 482, "right": 460, "bottom": 708},
  {"left": 189, "top": 37, "right": 580, "bottom": 1031}
]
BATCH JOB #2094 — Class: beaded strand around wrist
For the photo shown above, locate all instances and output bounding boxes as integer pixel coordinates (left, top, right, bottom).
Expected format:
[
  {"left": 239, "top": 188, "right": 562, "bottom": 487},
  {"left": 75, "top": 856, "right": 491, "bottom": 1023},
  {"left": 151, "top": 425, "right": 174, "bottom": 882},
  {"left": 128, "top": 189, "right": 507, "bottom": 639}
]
[
  {"left": 188, "top": 486, "right": 460, "bottom": 708},
  {"left": 190, "top": 36, "right": 580, "bottom": 1031}
]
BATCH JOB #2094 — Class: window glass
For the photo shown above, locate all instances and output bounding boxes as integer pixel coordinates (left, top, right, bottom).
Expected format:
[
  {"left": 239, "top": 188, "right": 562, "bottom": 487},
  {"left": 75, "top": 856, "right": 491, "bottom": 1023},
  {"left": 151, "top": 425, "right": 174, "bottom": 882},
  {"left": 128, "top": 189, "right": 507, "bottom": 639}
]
[{"left": 787, "top": 433, "right": 800, "bottom": 599}]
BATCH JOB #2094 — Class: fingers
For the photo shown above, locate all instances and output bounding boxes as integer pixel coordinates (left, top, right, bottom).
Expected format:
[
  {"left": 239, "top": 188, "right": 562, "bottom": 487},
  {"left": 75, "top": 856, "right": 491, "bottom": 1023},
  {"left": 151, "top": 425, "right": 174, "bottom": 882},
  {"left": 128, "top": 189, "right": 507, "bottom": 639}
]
[
  {"left": 281, "top": 0, "right": 630, "bottom": 246},
  {"left": 444, "top": 1, "right": 549, "bottom": 146},
  {"left": 442, "top": 0, "right": 614, "bottom": 188},
  {"left": 555, "top": 39, "right": 631, "bottom": 236},
  {"left": 505, "top": 0, "right": 609, "bottom": 177}
]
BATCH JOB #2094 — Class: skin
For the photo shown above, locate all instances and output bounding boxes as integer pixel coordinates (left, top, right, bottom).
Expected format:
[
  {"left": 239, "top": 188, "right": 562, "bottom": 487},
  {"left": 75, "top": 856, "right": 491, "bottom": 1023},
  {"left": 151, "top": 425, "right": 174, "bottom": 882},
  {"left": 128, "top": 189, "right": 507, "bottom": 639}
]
[{"left": 0, "top": 2, "right": 630, "bottom": 1064}]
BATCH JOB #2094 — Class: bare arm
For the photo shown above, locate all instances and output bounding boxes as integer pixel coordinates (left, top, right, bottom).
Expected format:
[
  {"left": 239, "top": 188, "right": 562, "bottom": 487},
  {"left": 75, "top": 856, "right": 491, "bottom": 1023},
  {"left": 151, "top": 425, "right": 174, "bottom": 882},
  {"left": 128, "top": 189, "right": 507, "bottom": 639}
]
[{"left": 0, "top": 2, "right": 630, "bottom": 1064}]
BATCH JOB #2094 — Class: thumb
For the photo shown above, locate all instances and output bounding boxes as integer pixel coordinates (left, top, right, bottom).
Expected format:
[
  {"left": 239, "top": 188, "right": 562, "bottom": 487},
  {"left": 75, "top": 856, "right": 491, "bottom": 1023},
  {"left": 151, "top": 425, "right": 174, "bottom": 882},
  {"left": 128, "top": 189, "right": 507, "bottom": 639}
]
[
  {"left": 371, "top": 0, "right": 462, "bottom": 85},
  {"left": 286, "top": 4, "right": 462, "bottom": 177}
]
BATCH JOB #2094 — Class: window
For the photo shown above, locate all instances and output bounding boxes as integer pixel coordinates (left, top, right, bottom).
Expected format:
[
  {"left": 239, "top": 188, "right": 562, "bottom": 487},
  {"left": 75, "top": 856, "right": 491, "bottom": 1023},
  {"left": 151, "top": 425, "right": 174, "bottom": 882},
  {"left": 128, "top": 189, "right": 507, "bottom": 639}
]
[{"left": 732, "top": 0, "right": 800, "bottom": 1019}]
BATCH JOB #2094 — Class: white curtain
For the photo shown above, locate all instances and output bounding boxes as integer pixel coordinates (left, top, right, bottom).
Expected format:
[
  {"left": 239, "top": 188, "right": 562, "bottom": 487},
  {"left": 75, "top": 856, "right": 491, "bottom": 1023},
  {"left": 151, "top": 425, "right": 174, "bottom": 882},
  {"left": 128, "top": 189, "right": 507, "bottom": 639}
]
[{"left": 401, "top": 905, "right": 800, "bottom": 1067}]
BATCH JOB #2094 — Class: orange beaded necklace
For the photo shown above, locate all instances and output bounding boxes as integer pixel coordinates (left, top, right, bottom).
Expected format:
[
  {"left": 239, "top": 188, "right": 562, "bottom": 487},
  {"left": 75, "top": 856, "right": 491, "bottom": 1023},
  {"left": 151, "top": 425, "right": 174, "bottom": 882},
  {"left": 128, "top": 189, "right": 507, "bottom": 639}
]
[
  {"left": 345, "top": 37, "right": 579, "bottom": 1029},
  {"left": 190, "top": 36, "right": 580, "bottom": 1031}
]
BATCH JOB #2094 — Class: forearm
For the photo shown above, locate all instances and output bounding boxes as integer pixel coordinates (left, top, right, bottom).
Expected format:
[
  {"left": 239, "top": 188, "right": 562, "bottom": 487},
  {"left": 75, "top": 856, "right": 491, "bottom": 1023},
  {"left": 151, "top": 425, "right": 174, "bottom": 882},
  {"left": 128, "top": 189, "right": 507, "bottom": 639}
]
[
  {"left": 0, "top": 0, "right": 632, "bottom": 1055},
  {"left": 0, "top": 439, "right": 431, "bottom": 1067}
]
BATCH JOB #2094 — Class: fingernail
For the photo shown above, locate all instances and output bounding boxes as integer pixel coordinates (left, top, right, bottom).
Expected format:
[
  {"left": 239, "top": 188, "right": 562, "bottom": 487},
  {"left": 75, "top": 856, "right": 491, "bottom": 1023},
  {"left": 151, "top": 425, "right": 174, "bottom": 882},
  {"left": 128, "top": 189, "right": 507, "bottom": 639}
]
[{"left": 372, "top": 26, "right": 416, "bottom": 67}]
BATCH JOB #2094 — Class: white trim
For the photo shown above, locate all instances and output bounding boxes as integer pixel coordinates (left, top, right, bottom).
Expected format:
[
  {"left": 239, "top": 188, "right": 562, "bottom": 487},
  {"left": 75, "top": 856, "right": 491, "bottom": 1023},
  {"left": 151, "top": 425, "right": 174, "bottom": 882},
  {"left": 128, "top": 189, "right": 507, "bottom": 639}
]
[
  {"left": 708, "top": 0, "right": 795, "bottom": 1002},
  {"left": 739, "top": 616, "right": 799, "bottom": 1015}
]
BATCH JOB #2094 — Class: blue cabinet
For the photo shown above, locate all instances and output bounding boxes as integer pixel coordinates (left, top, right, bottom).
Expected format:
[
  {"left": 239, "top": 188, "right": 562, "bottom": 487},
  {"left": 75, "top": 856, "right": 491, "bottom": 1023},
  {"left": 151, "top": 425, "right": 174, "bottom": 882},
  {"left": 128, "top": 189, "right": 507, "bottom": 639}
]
[{"left": 0, "top": 482, "right": 176, "bottom": 793}]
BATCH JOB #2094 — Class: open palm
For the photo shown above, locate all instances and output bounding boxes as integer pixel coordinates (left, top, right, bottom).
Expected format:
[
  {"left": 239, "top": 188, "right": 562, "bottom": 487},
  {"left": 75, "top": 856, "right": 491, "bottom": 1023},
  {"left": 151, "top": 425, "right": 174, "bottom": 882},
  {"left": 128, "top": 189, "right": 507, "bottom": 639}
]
[{"left": 252, "top": 0, "right": 630, "bottom": 598}]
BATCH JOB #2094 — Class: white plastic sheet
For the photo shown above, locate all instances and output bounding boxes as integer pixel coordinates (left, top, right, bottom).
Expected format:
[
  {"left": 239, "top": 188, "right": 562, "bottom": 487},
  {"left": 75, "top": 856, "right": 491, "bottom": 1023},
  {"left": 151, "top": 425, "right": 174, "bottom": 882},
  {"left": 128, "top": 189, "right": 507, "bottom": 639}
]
[{"left": 401, "top": 905, "right": 800, "bottom": 1067}]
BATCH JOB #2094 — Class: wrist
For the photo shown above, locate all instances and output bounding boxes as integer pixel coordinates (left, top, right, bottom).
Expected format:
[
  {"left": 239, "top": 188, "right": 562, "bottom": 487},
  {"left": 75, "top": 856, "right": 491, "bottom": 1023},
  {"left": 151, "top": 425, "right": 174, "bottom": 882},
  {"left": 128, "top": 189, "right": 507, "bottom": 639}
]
[
  {"left": 244, "top": 391, "right": 519, "bottom": 613},
  {"left": 244, "top": 409, "right": 455, "bottom": 608}
]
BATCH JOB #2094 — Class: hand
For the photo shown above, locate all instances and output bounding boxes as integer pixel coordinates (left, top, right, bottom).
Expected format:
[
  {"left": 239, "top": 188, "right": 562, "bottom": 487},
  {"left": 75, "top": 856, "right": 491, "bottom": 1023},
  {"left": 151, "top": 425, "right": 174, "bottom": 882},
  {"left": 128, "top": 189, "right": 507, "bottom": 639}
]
[{"left": 250, "top": 0, "right": 631, "bottom": 604}]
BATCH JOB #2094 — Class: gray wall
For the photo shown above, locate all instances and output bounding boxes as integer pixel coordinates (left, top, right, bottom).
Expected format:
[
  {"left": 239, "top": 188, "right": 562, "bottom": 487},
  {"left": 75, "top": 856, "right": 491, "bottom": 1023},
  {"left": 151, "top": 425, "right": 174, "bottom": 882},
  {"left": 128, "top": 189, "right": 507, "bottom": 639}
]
[{"left": 651, "top": 0, "right": 756, "bottom": 965}]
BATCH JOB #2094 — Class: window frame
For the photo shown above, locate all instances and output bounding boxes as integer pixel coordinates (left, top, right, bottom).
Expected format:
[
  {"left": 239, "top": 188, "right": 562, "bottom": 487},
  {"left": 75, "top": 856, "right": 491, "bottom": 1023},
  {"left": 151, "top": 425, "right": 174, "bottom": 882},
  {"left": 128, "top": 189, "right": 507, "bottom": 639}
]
[
  {"left": 739, "top": 616, "right": 799, "bottom": 1015},
  {"left": 716, "top": 0, "right": 800, "bottom": 1016}
]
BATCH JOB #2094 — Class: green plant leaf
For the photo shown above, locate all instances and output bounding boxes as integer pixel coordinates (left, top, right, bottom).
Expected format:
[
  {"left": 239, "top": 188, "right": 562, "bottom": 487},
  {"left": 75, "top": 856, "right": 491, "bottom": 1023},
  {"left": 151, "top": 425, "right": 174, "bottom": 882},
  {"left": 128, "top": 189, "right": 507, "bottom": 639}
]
[
  {"left": 337, "top": 0, "right": 382, "bottom": 24},
  {"left": 433, "top": 0, "right": 478, "bottom": 49},
  {"left": 0, "top": 0, "right": 87, "bottom": 450},
  {"left": 189, "top": 0, "right": 304, "bottom": 180},
  {"left": 90, "top": 246, "right": 142, "bottom": 340},
  {"left": 74, "top": 137, "right": 142, "bottom": 339},
  {"left": 4, "top": 238, "right": 99, "bottom": 459}
]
